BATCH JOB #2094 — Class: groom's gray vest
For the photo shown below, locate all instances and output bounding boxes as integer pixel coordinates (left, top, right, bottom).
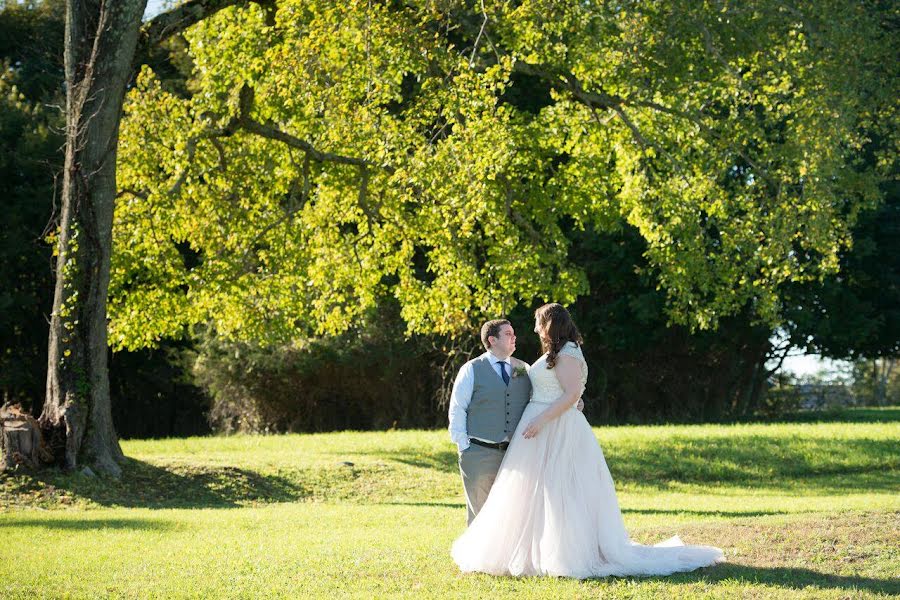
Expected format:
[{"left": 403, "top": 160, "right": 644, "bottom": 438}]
[{"left": 466, "top": 355, "right": 532, "bottom": 442}]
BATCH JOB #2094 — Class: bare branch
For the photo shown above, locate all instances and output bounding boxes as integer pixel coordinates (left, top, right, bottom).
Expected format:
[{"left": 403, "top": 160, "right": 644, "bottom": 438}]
[
  {"left": 764, "top": 340, "right": 794, "bottom": 376},
  {"left": 469, "top": 0, "right": 488, "bottom": 66},
  {"left": 239, "top": 119, "right": 380, "bottom": 170},
  {"left": 152, "top": 83, "right": 390, "bottom": 210}
]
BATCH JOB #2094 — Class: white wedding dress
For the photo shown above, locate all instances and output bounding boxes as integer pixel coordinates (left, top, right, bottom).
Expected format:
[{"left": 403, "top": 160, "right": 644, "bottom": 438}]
[{"left": 451, "top": 341, "right": 725, "bottom": 578}]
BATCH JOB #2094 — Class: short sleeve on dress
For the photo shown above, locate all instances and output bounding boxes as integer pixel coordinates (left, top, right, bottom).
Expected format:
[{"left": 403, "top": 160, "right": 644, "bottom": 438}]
[{"left": 558, "top": 341, "right": 588, "bottom": 386}]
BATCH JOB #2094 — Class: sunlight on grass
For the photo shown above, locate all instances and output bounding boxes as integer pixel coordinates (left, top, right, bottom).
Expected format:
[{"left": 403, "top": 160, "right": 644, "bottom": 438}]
[{"left": 0, "top": 410, "right": 897, "bottom": 598}]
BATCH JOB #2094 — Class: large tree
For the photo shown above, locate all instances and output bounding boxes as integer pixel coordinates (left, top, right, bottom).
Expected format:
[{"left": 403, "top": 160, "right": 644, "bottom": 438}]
[
  {"left": 37, "top": 0, "right": 256, "bottom": 476},
  {"left": 31, "top": 0, "right": 897, "bottom": 475}
]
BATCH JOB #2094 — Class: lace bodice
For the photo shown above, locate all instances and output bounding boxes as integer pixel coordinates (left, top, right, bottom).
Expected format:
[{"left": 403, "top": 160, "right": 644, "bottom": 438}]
[{"left": 527, "top": 341, "right": 588, "bottom": 404}]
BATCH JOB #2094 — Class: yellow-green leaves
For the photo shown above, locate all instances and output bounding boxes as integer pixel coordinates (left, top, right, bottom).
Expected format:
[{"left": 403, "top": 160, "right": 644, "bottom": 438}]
[{"left": 112, "top": 1, "right": 895, "bottom": 347}]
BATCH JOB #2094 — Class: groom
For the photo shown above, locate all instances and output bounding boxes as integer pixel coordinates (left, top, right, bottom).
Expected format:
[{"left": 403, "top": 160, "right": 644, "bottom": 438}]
[
  {"left": 448, "top": 319, "right": 531, "bottom": 525},
  {"left": 449, "top": 319, "right": 587, "bottom": 524}
]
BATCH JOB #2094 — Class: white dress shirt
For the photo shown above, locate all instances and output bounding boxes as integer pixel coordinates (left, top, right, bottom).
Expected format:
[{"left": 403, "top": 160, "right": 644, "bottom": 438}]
[{"left": 447, "top": 350, "right": 525, "bottom": 452}]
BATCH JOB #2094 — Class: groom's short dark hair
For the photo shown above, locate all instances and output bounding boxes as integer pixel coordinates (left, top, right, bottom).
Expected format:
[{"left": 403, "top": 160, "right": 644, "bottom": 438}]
[{"left": 481, "top": 319, "right": 511, "bottom": 350}]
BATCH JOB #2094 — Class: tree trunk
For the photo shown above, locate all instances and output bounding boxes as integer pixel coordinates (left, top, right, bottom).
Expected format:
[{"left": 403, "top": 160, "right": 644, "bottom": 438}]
[
  {"left": 38, "top": 0, "right": 148, "bottom": 476},
  {"left": 744, "top": 355, "right": 769, "bottom": 416},
  {"left": 32, "top": 0, "right": 250, "bottom": 476},
  {"left": 874, "top": 358, "right": 892, "bottom": 406},
  {"left": 735, "top": 337, "right": 772, "bottom": 417}
]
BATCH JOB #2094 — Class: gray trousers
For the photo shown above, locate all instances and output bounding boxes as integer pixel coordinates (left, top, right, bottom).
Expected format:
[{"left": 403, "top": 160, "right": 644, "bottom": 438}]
[{"left": 458, "top": 443, "right": 505, "bottom": 525}]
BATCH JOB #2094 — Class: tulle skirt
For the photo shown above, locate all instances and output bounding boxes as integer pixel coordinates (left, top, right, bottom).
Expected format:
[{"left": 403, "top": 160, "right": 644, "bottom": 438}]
[{"left": 451, "top": 403, "right": 726, "bottom": 579}]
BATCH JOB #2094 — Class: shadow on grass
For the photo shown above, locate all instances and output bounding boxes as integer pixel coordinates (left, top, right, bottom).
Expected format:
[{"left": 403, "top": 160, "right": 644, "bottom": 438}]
[
  {"left": 381, "top": 501, "right": 466, "bottom": 509},
  {"left": 621, "top": 508, "right": 791, "bottom": 518},
  {"left": 734, "top": 406, "right": 900, "bottom": 425},
  {"left": 623, "top": 563, "right": 900, "bottom": 596},
  {"left": 0, "top": 457, "right": 312, "bottom": 509},
  {"left": 384, "top": 450, "right": 459, "bottom": 473},
  {"left": 0, "top": 517, "right": 177, "bottom": 531},
  {"left": 601, "top": 436, "right": 899, "bottom": 493},
  {"left": 344, "top": 436, "right": 897, "bottom": 495},
  {"left": 378, "top": 503, "right": 797, "bottom": 517}
]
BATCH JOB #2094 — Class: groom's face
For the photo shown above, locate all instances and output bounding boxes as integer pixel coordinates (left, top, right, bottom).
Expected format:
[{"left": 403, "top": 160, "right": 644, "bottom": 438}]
[{"left": 490, "top": 324, "right": 516, "bottom": 358}]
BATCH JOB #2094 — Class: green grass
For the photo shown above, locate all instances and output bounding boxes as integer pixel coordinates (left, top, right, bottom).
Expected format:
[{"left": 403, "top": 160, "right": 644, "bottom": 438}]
[{"left": 1, "top": 408, "right": 897, "bottom": 598}]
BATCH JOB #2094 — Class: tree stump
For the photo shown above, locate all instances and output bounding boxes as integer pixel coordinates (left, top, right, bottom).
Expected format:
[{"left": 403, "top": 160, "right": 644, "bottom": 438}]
[{"left": 0, "top": 403, "right": 52, "bottom": 471}]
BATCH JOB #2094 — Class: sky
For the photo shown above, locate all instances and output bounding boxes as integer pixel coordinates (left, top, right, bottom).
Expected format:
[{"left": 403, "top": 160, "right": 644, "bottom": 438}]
[
  {"left": 144, "top": 0, "right": 168, "bottom": 20},
  {"left": 775, "top": 353, "right": 850, "bottom": 378},
  {"left": 766, "top": 328, "right": 851, "bottom": 379}
]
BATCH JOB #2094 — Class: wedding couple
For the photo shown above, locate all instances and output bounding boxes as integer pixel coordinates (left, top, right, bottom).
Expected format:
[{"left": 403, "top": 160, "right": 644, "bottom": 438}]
[{"left": 447, "top": 303, "right": 725, "bottom": 578}]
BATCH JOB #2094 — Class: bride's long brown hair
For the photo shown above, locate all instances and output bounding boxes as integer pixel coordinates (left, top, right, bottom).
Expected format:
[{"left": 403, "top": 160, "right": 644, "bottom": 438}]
[{"left": 535, "top": 303, "right": 583, "bottom": 369}]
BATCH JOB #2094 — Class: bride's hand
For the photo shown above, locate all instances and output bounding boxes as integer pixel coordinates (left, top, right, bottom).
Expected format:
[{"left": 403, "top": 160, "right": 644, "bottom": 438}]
[{"left": 522, "top": 417, "right": 544, "bottom": 439}]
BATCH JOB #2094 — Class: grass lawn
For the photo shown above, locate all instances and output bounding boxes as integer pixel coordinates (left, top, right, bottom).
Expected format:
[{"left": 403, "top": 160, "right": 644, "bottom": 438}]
[{"left": 1, "top": 407, "right": 897, "bottom": 598}]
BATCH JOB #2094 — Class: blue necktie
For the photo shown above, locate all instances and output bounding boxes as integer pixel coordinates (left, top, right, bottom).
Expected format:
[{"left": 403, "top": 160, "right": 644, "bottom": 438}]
[{"left": 499, "top": 361, "right": 510, "bottom": 385}]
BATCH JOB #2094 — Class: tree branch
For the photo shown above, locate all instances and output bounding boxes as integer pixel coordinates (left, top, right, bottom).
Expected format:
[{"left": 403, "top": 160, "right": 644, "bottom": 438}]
[
  {"left": 140, "top": 0, "right": 247, "bottom": 51},
  {"left": 512, "top": 60, "right": 690, "bottom": 178},
  {"left": 469, "top": 0, "right": 488, "bottom": 66},
  {"left": 234, "top": 85, "right": 389, "bottom": 171},
  {"left": 116, "top": 188, "right": 149, "bottom": 200},
  {"left": 501, "top": 177, "right": 541, "bottom": 244},
  {"left": 512, "top": 60, "right": 623, "bottom": 110},
  {"left": 167, "top": 138, "right": 199, "bottom": 197},
  {"left": 698, "top": 23, "right": 745, "bottom": 86}
]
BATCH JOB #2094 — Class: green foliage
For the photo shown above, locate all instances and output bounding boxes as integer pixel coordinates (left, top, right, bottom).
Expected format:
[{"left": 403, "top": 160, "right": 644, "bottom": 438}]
[
  {"left": 781, "top": 178, "right": 900, "bottom": 361},
  {"left": 112, "top": 1, "right": 898, "bottom": 349},
  {"left": 0, "top": 0, "right": 64, "bottom": 99},
  {"left": 517, "top": 0, "right": 897, "bottom": 329},
  {"left": 850, "top": 358, "right": 900, "bottom": 406},
  {"left": 0, "top": 0, "right": 64, "bottom": 405},
  {"left": 556, "top": 224, "right": 773, "bottom": 421},
  {"left": 191, "top": 300, "right": 445, "bottom": 433}
]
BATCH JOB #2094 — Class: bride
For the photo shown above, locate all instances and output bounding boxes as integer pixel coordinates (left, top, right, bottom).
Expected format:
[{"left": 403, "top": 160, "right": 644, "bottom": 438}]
[{"left": 451, "top": 303, "right": 725, "bottom": 578}]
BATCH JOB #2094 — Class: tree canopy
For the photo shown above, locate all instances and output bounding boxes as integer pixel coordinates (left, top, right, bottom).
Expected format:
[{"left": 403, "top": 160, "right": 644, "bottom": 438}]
[{"left": 111, "top": 0, "right": 897, "bottom": 349}]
